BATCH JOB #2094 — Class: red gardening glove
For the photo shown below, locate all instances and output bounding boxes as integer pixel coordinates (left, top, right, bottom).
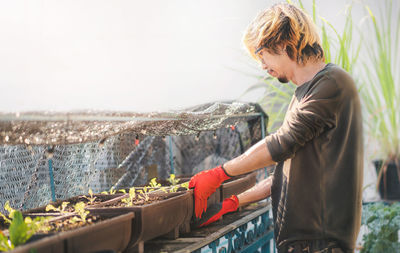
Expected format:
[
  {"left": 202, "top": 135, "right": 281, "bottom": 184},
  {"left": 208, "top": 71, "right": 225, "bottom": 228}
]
[
  {"left": 200, "top": 195, "right": 239, "bottom": 227},
  {"left": 189, "top": 165, "right": 231, "bottom": 218}
]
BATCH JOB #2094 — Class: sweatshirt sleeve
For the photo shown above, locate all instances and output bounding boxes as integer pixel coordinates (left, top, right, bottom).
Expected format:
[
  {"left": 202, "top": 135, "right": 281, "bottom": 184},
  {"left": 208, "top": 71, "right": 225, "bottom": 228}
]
[{"left": 266, "top": 78, "right": 341, "bottom": 163}]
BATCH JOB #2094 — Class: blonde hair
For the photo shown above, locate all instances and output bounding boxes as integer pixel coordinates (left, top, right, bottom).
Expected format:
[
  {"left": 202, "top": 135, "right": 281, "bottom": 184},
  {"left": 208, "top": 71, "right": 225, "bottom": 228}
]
[{"left": 243, "top": 3, "right": 324, "bottom": 65}]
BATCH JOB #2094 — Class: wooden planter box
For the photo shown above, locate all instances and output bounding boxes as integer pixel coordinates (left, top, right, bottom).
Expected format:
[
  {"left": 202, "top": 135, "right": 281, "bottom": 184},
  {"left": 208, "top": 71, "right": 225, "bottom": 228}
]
[
  {"left": 220, "top": 172, "right": 257, "bottom": 200},
  {"left": 136, "top": 177, "right": 221, "bottom": 234},
  {"left": 86, "top": 190, "right": 192, "bottom": 252},
  {"left": 10, "top": 233, "right": 65, "bottom": 253},
  {"left": 9, "top": 212, "right": 134, "bottom": 253}
]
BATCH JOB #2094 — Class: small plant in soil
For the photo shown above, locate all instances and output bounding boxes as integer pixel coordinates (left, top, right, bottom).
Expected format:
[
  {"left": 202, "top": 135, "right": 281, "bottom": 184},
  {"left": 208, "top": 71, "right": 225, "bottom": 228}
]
[
  {"left": 45, "top": 202, "right": 99, "bottom": 232},
  {"left": 82, "top": 189, "right": 97, "bottom": 205},
  {"left": 101, "top": 187, "right": 117, "bottom": 195},
  {"left": 45, "top": 201, "right": 70, "bottom": 214},
  {"left": 70, "top": 202, "right": 90, "bottom": 224},
  {"left": 167, "top": 174, "right": 180, "bottom": 186},
  {"left": 137, "top": 187, "right": 153, "bottom": 202},
  {"left": 118, "top": 187, "right": 167, "bottom": 207},
  {"left": 0, "top": 202, "right": 51, "bottom": 251},
  {"left": 149, "top": 178, "right": 161, "bottom": 188},
  {"left": 121, "top": 188, "right": 137, "bottom": 207},
  {"left": 167, "top": 181, "right": 189, "bottom": 193}
]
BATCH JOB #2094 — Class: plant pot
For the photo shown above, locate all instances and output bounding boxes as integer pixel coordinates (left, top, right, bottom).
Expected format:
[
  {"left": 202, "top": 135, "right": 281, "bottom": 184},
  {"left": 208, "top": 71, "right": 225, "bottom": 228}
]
[
  {"left": 9, "top": 233, "right": 65, "bottom": 253},
  {"left": 61, "top": 212, "right": 134, "bottom": 253},
  {"left": 86, "top": 190, "right": 192, "bottom": 250},
  {"left": 220, "top": 172, "right": 257, "bottom": 200},
  {"left": 8, "top": 212, "right": 134, "bottom": 253},
  {"left": 374, "top": 160, "right": 400, "bottom": 200}
]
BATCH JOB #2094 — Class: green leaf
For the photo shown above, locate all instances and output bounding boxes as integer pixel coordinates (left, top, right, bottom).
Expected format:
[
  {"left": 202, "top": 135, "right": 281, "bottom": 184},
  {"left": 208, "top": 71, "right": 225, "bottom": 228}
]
[
  {"left": 4, "top": 201, "right": 15, "bottom": 219},
  {"left": 45, "top": 204, "right": 58, "bottom": 212},
  {"left": 9, "top": 211, "right": 31, "bottom": 247},
  {"left": 0, "top": 231, "right": 13, "bottom": 251},
  {"left": 367, "top": 215, "right": 377, "bottom": 224}
]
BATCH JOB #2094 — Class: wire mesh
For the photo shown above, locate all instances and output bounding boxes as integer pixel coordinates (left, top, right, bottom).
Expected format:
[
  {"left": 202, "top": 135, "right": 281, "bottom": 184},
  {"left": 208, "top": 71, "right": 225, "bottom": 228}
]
[{"left": 0, "top": 102, "right": 268, "bottom": 213}]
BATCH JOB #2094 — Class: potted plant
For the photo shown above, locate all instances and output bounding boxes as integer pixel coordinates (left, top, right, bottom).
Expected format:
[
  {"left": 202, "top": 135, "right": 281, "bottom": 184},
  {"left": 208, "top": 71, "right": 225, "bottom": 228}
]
[
  {"left": 0, "top": 202, "right": 58, "bottom": 253},
  {"left": 360, "top": 202, "right": 400, "bottom": 252},
  {"left": 1, "top": 201, "right": 134, "bottom": 253},
  {"left": 359, "top": 1, "right": 400, "bottom": 200},
  {"left": 86, "top": 186, "right": 192, "bottom": 252}
]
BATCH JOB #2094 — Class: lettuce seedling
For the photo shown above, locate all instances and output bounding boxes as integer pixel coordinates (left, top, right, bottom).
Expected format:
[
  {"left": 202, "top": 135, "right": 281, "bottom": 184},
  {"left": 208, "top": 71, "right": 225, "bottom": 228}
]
[
  {"left": 121, "top": 187, "right": 136, "bottom": 207},
  {"left": 70, "top": 202, "right": 89, "bottom": 224},
  {"left": 167, "top": 174, "right": 180, "bottom": 186},
  {"left": 45, "top": 202, "right": 70, "bottom": 214},
  {"left": 101, "top": 187, "right": 116, "bottom": 195},
  {"left": 0, "top": 205, "right": 51, "bottom": 252},
  {"left": 149, "top": 178, "right": 161, "bottom": 188},
  {"left": 180, "top": 182, "right": 189, "bottom": 189},
  {"left": 82, "top": 189, "right": 97, "bottom": 205}
]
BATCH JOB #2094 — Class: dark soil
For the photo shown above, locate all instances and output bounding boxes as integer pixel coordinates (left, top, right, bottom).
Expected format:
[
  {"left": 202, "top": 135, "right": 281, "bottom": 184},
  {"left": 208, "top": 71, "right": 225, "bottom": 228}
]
[
  {"left": 27, "top": 194, "right": 120, "bottom": 214},
  {"left": 57, "top": 198, "right": 100, "bottom": 213},
  {"left": 46, "top": 214, "right": 101, "bottom": 232},
  {"left": 104, "top": 193, "right": 168, "bottom": 207},
  {"left": 0, "top": 214, "right": 102, "bottom": 236},
  {"left": 0, "top": 217, "right": 8, "bottom": 230}
]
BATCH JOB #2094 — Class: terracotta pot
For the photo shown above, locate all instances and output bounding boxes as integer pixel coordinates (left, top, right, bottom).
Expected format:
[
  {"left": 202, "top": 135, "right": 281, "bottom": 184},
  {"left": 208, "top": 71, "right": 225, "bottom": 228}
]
[
  {"left": 220, "top": 172, "right": 257, "bottom": 200},
  {"left": 10, "top": 212, "right": 134, "bottom": 253},
  {"left": 86, "top": 190, "right": 192, "bottom": 250},
  {"left": 374, "top": 159, "right": 400, "bottom": 200}
]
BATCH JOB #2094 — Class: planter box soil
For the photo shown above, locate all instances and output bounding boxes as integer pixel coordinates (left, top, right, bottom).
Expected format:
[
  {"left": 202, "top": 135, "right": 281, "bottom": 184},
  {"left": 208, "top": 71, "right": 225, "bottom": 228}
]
[
  {"left": 23, "top": 194, "right": 125, "bottom": 217},
  {"left": 86, "top": 190, "right": 192, "bottom": 249},
  {"left": 10, "top": 212, "right": 134, "bottom": 253}
]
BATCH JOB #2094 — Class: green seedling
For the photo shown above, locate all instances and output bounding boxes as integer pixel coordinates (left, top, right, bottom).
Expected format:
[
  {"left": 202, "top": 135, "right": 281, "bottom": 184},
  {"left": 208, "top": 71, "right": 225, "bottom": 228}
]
[
  {"left": 0, "top": 202, "right": 14, "bottom": 224},
  {"left": 137, "top": 192, "right": 149, "bottom": 202},
  {"left": 70, "top": 202, "right": 89, "bottom": 224},
  {"left": 167, "top": 174, "right": 180, "bottom": 186},
  {"left": 180, "top": 182, "right": 189, "bottom": 190},
  {"left": 82, "top": 189, "right": 97, "bottom": 205},
  {"left": 168, "top": 181, "right": 189, "bottom": 193},
  {"left": 0, "top": 211, "right": 30, "bottom": 251},
  {"left": 149, "top": 178, "right": 161, "bottom": 188},
  {"left": 169, "top": 185, "right": 179, "bottom": 193},
  {"left": 160, "top": 187, "right": 168, "bottom": 193},
  {"left": 138, "top": 186, "right": 153, "bottom": 202},
  {"left": 121, "top": 187, "right": 136, "bottom": 207},
  {"left": 45, "top": 201, "right": 70, "bottom": 214},
  {"left": 0, "top": 202, "right": 51, "bottom": 251},
  {"left": 101, "top": 187, "right": 117, "bottom": 195}
]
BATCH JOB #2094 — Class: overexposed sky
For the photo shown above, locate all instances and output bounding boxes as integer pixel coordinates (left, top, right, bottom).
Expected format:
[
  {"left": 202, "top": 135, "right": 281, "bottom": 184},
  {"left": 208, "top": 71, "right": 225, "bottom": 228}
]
[{"left": 0, "top": 0, "right": 370, "bottom": 113}]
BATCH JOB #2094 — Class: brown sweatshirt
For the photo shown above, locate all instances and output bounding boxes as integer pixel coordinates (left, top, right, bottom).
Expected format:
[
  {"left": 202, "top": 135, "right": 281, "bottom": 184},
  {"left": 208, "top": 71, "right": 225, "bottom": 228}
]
[{"left": 266, "top": 63, "right": 363, "bottom": 251}]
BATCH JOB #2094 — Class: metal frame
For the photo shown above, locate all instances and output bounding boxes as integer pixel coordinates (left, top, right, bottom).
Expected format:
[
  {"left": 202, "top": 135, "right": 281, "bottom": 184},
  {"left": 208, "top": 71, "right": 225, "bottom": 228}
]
[{"left": 176, "top": 203, "right": 274, "bottom": 253}]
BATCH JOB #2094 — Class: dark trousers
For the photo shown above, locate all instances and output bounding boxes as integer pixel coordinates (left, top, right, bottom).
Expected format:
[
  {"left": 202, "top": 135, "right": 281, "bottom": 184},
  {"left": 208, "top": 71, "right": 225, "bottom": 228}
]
[{"left": 278, "top": 239, "right": 350, "bottom": 253}]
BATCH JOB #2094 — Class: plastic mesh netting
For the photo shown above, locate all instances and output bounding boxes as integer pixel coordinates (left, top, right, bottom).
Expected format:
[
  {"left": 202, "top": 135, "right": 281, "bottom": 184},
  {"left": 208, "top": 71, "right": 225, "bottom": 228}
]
[{"left": 0, "top": 102, "right": 268, "bottom": 212}]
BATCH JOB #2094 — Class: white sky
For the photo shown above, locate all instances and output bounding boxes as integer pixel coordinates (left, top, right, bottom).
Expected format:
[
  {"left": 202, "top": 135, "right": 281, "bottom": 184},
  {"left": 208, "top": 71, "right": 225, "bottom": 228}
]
[{"left": 0, "top": 0, "right": 372, "bottom": 113}]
